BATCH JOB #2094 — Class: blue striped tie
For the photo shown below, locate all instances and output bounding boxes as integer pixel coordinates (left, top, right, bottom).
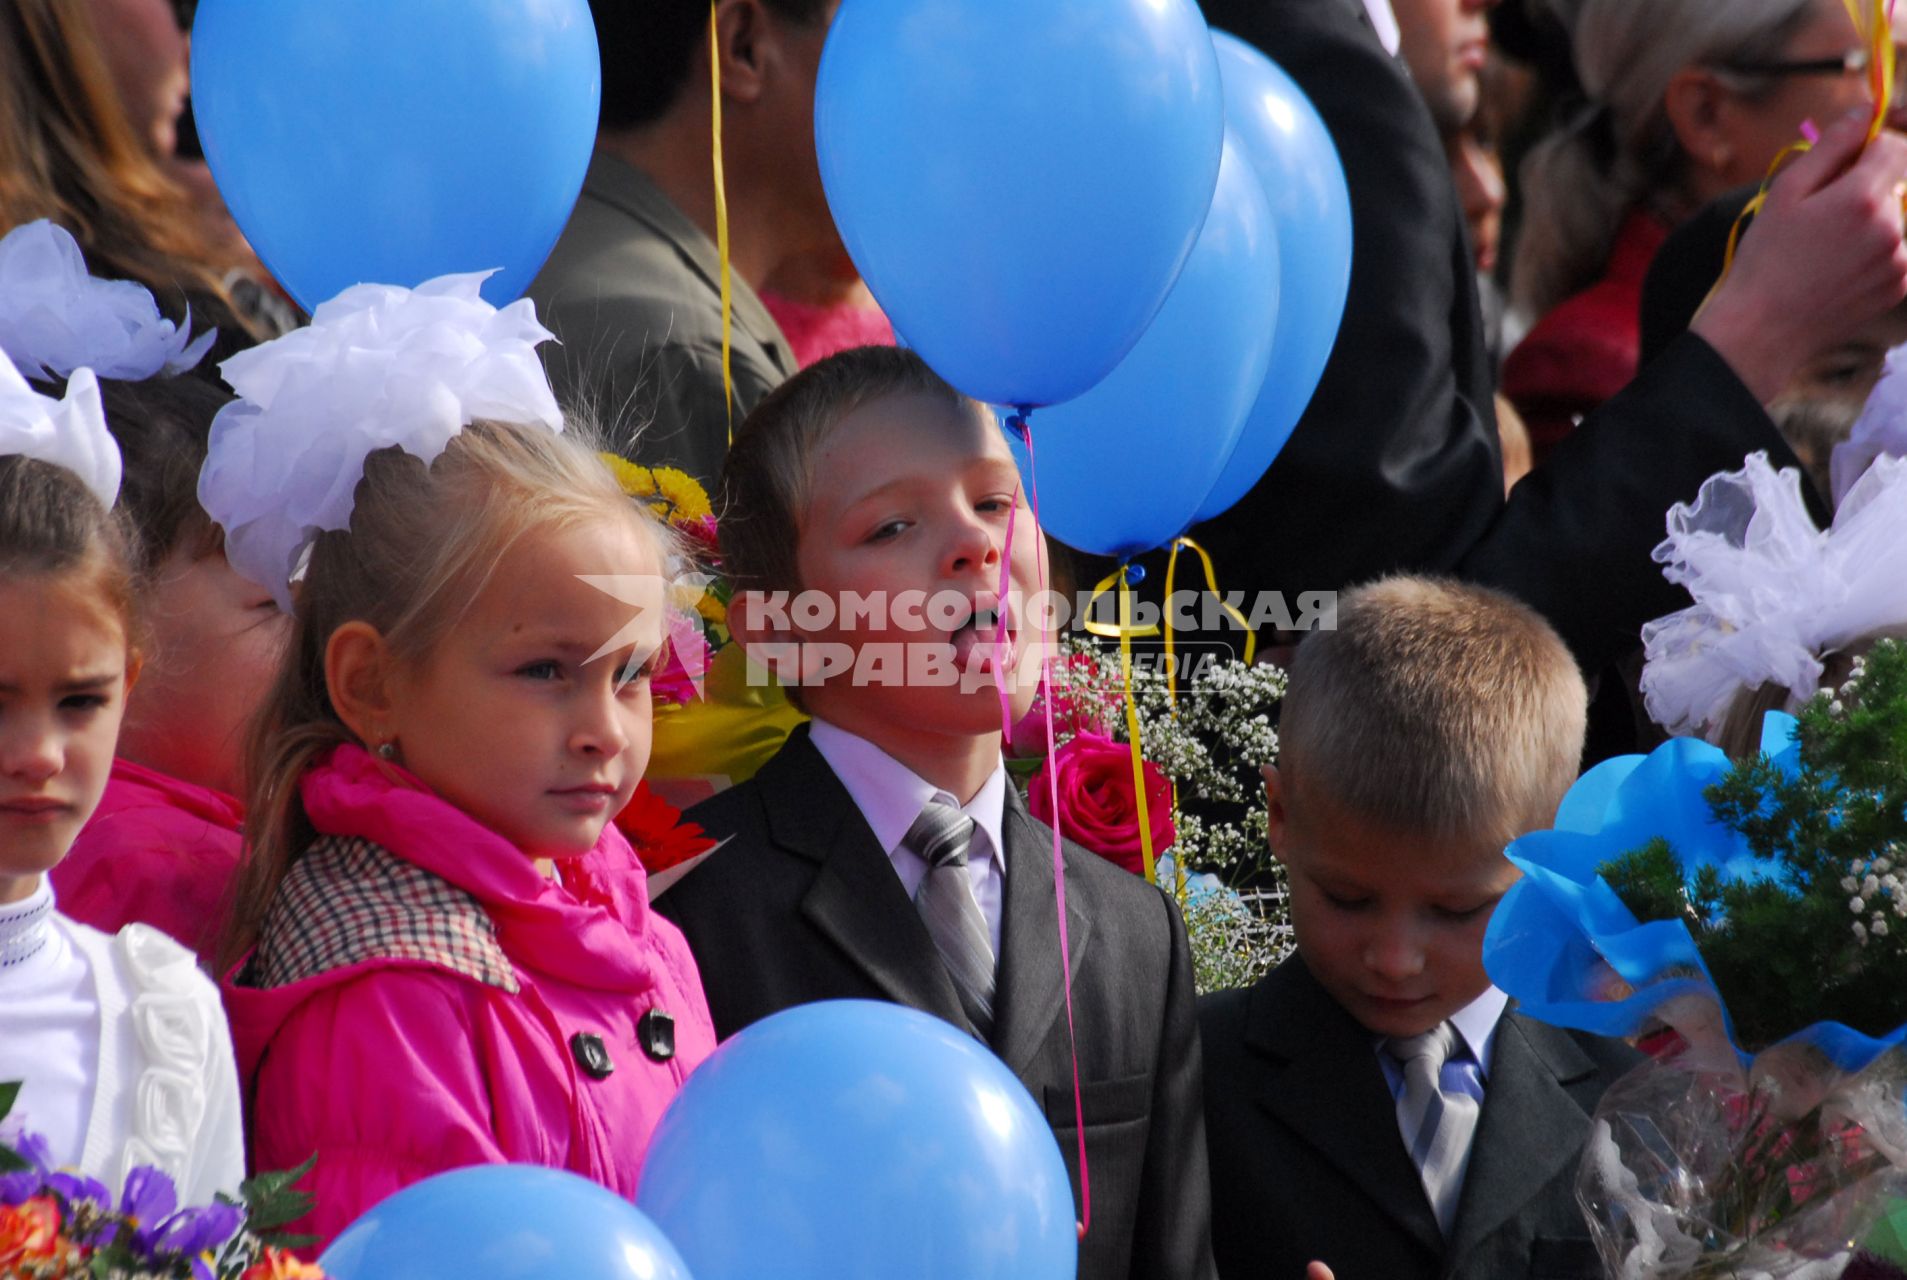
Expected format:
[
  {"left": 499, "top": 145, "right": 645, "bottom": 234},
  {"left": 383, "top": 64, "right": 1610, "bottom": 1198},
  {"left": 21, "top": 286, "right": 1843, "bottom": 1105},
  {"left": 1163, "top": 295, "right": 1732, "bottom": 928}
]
[
  {"left": 1385, "top": 1023, "right": 1481, "bottom": 1237},
  {"left": 905, "top": 801, "right": 996, "bottom": 1038}
]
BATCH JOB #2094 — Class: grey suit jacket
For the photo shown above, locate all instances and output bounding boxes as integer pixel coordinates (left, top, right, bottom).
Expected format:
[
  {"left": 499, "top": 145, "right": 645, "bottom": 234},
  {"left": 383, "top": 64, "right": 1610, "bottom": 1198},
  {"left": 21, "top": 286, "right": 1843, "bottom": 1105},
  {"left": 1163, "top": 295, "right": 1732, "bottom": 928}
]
[
  {"left": 1200, "top": 957, "right": 1643, "bottom": 1280},
  {"left": 655, "top": 726, "right": 1217, "bottom": 1280},
  {"left": 526, "top": 150, "right": 798, "bottom": 485}
]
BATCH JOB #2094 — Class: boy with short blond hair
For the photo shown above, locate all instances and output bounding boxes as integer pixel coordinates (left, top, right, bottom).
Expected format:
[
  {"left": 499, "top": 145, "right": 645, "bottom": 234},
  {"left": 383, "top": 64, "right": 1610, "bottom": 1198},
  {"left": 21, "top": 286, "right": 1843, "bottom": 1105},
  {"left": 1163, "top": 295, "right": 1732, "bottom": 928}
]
[
  {"left": 1202, "top": 575, "right": 1636, "bottom": 1280},
  {"left": 656, "top": 345, "right": 1215, "bottom": 1280}
]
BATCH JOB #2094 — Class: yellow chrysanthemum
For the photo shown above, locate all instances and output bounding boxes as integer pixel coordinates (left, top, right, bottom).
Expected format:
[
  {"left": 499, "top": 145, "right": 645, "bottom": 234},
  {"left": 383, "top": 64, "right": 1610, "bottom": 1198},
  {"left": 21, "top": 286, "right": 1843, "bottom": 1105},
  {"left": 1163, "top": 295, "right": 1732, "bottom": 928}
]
[{"left": 598, "top": 454, "right": 713, "bottom": 524}]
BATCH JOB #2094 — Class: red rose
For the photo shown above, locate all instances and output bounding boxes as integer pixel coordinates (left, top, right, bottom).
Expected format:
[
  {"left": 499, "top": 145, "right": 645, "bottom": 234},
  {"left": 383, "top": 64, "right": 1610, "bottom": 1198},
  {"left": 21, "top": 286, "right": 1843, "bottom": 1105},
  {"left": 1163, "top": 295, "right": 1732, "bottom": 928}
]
[
  {"left": 615, "top": 782, "right": 719, "bottom": 874},
  {"left": 1027, "top": 731, "right": 1175, "bottom": 875}
]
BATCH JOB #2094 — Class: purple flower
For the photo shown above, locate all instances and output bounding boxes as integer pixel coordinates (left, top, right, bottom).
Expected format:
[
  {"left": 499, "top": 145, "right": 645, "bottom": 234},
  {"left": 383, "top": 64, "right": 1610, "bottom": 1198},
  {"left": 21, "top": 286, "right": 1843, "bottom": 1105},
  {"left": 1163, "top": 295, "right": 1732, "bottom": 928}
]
[
  {"left": 4, "top": 1127, "right": 53, "bottom": 1175},
  {"left": 47, "top": 1171, "right": 119, "bottom": 1247},
  {"left": 192, "top": 1259, "right": 218, "bottom": 1280},
  {"left": 47, "top": 1170, "right": 111, "bottom": 1210},
  {"left": 145, "top": 1200, "right": 245, "bottom": 1258},
  {"left": 0, "top": 1127, "right": 53, "bottom": 1206},
  {"left": 119, "top": 1164, "right": 179, "bottom": 1227},
  {"left": 0, "top": 1171, "right": 41, "bottom": 1206}
]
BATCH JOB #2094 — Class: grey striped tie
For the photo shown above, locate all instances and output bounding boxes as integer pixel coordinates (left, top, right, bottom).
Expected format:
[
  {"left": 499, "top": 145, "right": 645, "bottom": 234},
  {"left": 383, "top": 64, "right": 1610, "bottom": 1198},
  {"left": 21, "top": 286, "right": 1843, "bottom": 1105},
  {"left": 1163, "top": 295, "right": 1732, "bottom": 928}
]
[
  {"left": 1385, "top": 1023, "right": 1481, "bottom": 1238},
  {"left": 905, "top": 801, "right": 996, "bottom": 1039}
]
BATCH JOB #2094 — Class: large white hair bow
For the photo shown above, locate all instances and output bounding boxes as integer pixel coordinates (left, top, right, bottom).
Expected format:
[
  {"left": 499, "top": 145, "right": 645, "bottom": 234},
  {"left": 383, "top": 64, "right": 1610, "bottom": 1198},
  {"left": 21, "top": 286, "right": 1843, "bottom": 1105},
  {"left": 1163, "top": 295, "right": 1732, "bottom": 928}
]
[
  {"left": 197, "top": 271, "right": 561, "bottom": 611},
  {"left": 1641, "top": 450, "right": 1907, "bottom": 739},
  {"left": 0, "top": 220, "right": 215, "bottom": 380},
  {"left": 0, "top": 355, "right": 120, "bottom": 508}
]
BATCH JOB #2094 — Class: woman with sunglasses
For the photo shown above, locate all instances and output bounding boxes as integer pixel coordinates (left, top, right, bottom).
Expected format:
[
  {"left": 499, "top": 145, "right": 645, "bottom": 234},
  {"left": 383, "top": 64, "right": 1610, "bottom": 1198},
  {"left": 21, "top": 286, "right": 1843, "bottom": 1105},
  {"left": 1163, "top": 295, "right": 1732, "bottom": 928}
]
[{"left": 1504, "top": 0, "right": 1907, "bottom": 462}]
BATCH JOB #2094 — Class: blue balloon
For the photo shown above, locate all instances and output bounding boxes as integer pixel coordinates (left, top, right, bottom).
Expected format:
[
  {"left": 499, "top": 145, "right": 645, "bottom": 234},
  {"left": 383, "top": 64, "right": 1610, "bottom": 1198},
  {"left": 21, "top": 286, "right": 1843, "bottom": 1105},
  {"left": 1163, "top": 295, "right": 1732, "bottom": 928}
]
[
  {"left": 319, "top": 1165, "right": 692, "bottom": 1280},
  {"left": 1003, "top": 136, "right": 1280, "bottom": 560},
  {"left": 638, "top": 1001, "right": 1076, "bottom": 1280},
  {"left": 815, "top": 0, "right": 1225, "bottom": 408},
  {"left": 1192, "top": 31, "right": 1353, "bottom": 524},
  {"left": 190, "top": 0, "right": 600, "bottom": 312}
]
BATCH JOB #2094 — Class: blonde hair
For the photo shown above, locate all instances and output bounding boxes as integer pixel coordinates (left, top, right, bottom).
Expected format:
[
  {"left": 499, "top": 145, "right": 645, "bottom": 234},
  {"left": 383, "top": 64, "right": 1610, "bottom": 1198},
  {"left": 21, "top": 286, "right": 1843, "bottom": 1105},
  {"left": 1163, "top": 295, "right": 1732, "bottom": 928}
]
[
  {"left": 218, "top": 420, "right": 673, "bottom": 972},
  {"left": 1512, "top": 0, "right": 1818, "bottom": 323},
  {"left": 1280, "top": 576, "right": 1588, "bottom": 846}
]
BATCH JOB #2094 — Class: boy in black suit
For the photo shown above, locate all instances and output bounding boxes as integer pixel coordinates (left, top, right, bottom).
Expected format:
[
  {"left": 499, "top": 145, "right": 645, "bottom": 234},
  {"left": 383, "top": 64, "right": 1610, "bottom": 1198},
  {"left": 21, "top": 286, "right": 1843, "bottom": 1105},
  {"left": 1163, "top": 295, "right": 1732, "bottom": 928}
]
[
  {"left": 1202, "top": 577, "right": 1641, "bottom": 1280},
  {"left": 655, "top": 346, "right": 1214, "bottom": 1280}
]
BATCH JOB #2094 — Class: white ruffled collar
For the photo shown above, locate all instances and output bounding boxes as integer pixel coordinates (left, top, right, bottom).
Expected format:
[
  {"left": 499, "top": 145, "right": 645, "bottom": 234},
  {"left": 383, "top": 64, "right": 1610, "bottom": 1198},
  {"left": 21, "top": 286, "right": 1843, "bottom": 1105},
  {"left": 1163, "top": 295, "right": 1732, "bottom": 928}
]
[{"left": 0, "top": 879, "right": 54, "bottom": 971}]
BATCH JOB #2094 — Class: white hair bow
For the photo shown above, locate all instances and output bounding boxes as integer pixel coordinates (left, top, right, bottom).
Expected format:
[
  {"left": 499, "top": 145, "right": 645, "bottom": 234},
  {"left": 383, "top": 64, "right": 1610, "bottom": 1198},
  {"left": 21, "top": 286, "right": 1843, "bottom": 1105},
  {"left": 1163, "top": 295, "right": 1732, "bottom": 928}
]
[
  {"left": 0, "top": 355, "right": 121, "bottom": 508},
  {"left": 197, "top": 271, "right": 562, "bottom": 612},
  {"left": 1641, "top": 450, "right": 1907, "bottom": 739},
  {"left": 0, "top": 220, "right": 215, "bottom": 380}
]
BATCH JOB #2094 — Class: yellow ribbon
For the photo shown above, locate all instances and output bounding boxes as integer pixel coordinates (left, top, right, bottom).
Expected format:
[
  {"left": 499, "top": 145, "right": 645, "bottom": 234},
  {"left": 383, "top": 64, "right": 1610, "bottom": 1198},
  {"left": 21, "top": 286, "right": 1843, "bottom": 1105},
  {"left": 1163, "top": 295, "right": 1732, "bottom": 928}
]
[
  {"left": 1084, "top": 565, "right": 1162, "bottom": 885},
  {"left": 1158, "top": 536, "right": 1257, "bottom": 901},
  {"left": 1162, "top": 536, "right": 1257, "bottom": 709},
  {"left": 1717, "top": 0, "right": 1895, "bottom": 288},
  {"left": 710, "top": 2, "right": 735, "bottom": 442}
]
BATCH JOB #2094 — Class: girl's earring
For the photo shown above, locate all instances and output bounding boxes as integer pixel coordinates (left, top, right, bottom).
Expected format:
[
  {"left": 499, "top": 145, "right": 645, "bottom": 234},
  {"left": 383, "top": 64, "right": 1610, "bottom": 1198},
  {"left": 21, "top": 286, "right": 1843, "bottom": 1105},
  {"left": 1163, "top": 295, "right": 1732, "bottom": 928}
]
[{"left": 377, "top": 740, "right": 397, "bottom": 761}]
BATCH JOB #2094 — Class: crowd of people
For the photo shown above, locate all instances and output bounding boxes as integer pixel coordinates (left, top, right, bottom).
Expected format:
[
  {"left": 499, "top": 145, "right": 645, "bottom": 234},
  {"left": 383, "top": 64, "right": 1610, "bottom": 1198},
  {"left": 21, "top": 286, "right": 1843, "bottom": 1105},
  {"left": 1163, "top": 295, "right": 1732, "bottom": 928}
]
[{"left": 4, "top": 0, "right": 1907, "bottom": 1277}]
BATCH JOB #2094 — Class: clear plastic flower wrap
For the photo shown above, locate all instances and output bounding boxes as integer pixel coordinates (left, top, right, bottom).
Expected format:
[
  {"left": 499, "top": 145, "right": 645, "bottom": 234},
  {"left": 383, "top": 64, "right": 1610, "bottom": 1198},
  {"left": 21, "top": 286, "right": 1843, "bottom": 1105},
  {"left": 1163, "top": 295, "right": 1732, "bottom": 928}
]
[{"left": 1578, "top": 1033, "right": 1907, "bottom": 1280}]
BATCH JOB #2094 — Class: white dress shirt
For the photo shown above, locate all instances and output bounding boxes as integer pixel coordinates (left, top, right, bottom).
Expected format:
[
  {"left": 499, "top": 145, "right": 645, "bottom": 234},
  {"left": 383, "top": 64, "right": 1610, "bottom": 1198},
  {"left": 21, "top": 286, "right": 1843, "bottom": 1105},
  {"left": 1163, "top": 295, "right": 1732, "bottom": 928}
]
[{"left": 808, "top": 718, "right": 1008, "bottom": 957}]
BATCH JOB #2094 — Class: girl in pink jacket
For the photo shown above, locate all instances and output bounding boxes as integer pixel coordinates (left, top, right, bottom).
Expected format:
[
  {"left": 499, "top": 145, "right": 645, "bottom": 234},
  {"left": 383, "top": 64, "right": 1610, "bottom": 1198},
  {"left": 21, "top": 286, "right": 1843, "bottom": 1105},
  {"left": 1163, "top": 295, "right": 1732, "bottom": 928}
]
[
  {"left": 203, "top": 276, "right": 717, "bottom": 1250},
  {"left": 55, "top": 374, "right": 287, "bottom": 963}
]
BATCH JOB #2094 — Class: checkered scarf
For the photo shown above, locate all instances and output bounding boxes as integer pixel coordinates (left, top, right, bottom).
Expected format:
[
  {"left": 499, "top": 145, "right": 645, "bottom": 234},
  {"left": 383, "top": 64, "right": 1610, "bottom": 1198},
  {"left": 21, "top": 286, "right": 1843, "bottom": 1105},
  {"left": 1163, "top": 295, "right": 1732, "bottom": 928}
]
[{"left": 249, "top": 835, "right": 520, "bottom": 993}]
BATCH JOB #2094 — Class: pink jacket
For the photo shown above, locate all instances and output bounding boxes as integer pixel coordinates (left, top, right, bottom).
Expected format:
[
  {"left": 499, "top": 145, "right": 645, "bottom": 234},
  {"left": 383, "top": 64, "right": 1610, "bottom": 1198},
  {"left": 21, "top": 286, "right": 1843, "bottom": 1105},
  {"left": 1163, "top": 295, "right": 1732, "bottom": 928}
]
[
  {"left": 53, "top": 758, "right": 244, "bottom": 964},
  {"left": 222, "top": 747, "right": 716, "bottom": 1251}
]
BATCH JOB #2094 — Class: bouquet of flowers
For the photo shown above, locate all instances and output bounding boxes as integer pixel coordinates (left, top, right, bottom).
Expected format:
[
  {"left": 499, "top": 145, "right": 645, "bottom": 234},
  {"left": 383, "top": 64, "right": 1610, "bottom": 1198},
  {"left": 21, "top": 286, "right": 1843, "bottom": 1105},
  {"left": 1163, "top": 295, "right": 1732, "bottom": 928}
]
[
  {"left": 600, "top": 457, "right": 807, "bottom": 807},
  {"left": 1484, "top": 640, "right": 1907, "bottom": 1280},
  {"left": 0, "top": 1083, "right": 320, "bottom": 1279},
  {"left": 1009, "top": 634, "right": 1293, "bottom": 992}
]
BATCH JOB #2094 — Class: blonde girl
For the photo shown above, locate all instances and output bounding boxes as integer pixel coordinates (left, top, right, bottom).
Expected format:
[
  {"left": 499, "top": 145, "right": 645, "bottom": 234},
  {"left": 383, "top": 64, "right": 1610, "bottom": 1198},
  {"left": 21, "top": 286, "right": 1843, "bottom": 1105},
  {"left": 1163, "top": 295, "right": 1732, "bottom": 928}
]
[{"left": 205, "top": 275, "right": 716, "bottom": 1250}]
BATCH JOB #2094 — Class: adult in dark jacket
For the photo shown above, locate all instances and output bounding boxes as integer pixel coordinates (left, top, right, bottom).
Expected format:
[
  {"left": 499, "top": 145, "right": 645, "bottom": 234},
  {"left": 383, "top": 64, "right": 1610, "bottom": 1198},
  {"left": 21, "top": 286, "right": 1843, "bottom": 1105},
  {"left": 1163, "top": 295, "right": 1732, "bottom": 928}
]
[{"left": 1191, "top": 0, "right": 1907, "bottom": 677}]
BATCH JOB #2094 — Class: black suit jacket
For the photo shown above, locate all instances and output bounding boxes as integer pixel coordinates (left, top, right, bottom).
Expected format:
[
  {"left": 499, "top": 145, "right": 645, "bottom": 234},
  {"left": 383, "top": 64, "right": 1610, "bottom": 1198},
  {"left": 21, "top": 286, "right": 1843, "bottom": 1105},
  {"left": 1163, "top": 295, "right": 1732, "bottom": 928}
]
[
  {"left": 1190, "top": 0, "right": 1800, "bottom": 675},
  {"left": 1200, "top": 958, "right": 1643, "bottom": 1280},
  {"left": 656, "top": 727, "right": 1216, "bottom": 1280}
]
